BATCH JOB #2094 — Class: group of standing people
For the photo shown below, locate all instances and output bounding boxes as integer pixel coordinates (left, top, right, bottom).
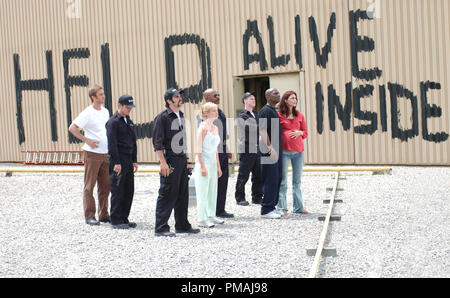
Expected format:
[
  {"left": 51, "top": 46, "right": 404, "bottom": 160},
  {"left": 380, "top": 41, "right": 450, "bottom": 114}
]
[
  {"left": 233, "top": 88, "right": 309, "bottom": 220},
  {"left": 192, "top": 87, "right": 309, "bottom": 231},
  {"left": 70, "top": 84, "right": 308, "bottom": 236}
]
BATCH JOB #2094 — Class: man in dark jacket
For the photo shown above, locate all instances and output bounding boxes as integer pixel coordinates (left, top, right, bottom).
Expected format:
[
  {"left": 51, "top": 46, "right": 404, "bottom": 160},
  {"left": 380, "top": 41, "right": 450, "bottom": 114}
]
[
  {"left": 152, "top": 88, "right": 201, "bottom": 237},
  {"left": 106, "top": 95, "right": 138, "bottom": 229},
  {"left": 234, "top": 92, "right": 263, "bottom": 206}
]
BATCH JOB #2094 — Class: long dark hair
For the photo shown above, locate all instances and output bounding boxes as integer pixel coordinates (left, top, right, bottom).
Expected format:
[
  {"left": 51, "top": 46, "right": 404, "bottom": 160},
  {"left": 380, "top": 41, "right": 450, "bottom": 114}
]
[{"left": 278, "top": 91, "right": 298, "bottom": 117}]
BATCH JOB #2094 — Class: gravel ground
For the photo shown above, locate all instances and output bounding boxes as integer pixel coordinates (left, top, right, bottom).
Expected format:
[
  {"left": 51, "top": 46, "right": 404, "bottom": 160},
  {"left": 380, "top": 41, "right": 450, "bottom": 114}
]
[{"left": 0, "top": 164, "right": 448, "bottom": 278}]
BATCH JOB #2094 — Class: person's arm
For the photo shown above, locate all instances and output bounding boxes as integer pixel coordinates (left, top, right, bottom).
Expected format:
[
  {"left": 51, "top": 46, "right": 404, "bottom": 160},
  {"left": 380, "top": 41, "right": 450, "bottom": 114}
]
[
  {"left": 153, "top": 114, "right": 170, "bottom": 177},
  {"left": 300, "top": 113, "right": 308, "bottom": 139},
  {"left": 132, "top": 120, "right": 138, "bottom": 173},
  {"left": 69, "top": 123, "right": 99, "bottom": 149},
  {"left": 156, "top": 150, "right": 169, "bottom": 177},
  {"left": 106, "top": 119, "right": 121, "bottom": 175},
  {"left": 215, "top": 125, "right": 222, "bottom": 178},
  {"left": 216, "top": 150, "right": 222, "bottom": 178},
  {"left": 196, "top": 124, "right": 208, "bottom": 176},
  {"left": 258, "top": 110, "right": 274, "bottom": 155}
]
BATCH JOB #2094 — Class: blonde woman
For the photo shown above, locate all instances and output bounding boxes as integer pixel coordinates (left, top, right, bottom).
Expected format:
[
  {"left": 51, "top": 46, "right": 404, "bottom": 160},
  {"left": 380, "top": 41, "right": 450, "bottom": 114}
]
[{"left": 194, "top": 102, "right": 223, "bottom": 228}]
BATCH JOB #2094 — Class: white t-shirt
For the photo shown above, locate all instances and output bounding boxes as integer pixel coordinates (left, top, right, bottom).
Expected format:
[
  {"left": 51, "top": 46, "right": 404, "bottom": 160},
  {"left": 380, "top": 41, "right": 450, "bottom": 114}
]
[
  {"left": 174, "top": 111, "right": 182, "bottom": 127},
  {"left": 72, "top": 105, "right": 110, "bottom": 154}
]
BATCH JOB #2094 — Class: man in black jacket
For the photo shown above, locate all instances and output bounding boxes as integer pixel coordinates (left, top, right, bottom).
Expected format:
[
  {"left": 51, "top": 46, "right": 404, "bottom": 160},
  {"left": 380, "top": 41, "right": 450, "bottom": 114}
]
[
  {"left": 234, "top": 92, "right": 263, "bottom": 206},
  {"left": 106, "top": 95, "right": 138, "bottom": 229},
  {"left": 153, "top": 88, "right": 201, "bottom": 237}
]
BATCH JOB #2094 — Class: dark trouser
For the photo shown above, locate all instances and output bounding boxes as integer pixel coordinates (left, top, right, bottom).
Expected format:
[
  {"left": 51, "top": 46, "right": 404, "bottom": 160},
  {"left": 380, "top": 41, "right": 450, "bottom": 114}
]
[
  {"left": 216, "top": 152, "right": 229, "bottom": 215},
  {"left": 235, "top": 153, "right": 263, "bottom": 203},
  {"left": 109, "top": 154, "right": 134, "bottom": 225},
  {"left": 260, "top": 151, "right": 283, "bottom": 215},
  {"left": 155, "top": 154, "right": 192, "bottom": 233}
]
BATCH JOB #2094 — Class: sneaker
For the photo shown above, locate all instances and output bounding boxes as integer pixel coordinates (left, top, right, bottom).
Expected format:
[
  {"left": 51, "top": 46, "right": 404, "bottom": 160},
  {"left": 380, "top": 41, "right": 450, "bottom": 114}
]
[
  {"left": 209, "top": 217, "right": 224, "bottom": 224},
  {"left": 261, "top": 210, "right": 282, "bottom": 219},
  {"left": 276, "top": 210, "right": 288, "bottom": 217},
  {"left": 198, "top": 219, "right": 215, "bottom": 228}
]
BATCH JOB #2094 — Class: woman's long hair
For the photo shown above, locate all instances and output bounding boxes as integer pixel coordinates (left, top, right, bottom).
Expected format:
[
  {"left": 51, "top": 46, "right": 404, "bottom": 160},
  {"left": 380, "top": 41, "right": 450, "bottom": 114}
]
[{"left": 278, "top": 90, "right": 298, "bottom": 117}]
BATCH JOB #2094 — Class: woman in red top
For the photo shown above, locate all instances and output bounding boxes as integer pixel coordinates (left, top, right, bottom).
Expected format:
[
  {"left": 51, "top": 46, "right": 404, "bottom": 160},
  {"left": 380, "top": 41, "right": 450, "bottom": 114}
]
[{"left": 277, "top": 91, "right": 309, "bottom": 215}]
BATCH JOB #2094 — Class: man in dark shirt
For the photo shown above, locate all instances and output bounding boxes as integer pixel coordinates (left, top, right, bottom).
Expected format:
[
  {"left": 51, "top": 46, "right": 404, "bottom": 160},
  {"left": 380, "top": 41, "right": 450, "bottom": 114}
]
[
  {"left": 152, "top": 88, "right": 201, "bottom": 237},
  {"left": 203, "top": 89, "right": 234, "bottom": 218},
  {"left": 234, "top": 92, "right": 263, "bottom": 206},
  {"left": 258, "top": 88, "right": 283, "bottom": 219},
  {"left": 106, "top": 95, "right": 138, "bottom": 229}
]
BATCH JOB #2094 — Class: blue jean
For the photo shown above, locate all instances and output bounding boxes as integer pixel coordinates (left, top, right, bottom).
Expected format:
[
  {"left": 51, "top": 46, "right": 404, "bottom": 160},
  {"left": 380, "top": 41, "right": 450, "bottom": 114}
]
[{"left": 277, "top": 151, "right": 304, "bottom": 213}]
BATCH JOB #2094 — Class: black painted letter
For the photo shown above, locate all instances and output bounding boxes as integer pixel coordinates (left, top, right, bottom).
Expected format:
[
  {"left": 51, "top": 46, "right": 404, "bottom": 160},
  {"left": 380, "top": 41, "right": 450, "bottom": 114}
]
[
  {"left": 327, "top": 83, "right": 353, "bottom": 132},
  {"left": 294, "top": 15, "right": 303, "bottom": 69},
  {"left": 13, "top": 51, "right": 57, "bottom": 144},
  {"left": 353, "top": 84, "right": 377, "bottom": 135},
  {"left": 349, "top": 10, "right": 382, "bottom": 80},
  {"left": 164, "top": 34, "right": 212, "bottom": 104},
  {"left": 101, "top": 43, "right": 113, "bottom": 116},
  {"left": 243, "top": 20, "right": 268, "bottom": 71},
  {"left": 267, "top": 16, "right": 290, "bottom": 68},
  {"left": 308, "top": 13, "right": 336, "bottom": 68},
  {"left": 420, "top": 81, "right": 449, "bottom": 143},
  {"left": 388, "top": 83, "right": 419, "bottom": 142},
  {"left": 63, "top": 48, "right": 90, "bottom": 143}
]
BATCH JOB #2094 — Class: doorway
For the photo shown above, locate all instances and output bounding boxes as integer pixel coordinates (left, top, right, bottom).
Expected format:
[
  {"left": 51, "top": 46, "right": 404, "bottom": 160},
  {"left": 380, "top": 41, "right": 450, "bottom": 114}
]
[{"left": 243, "top": 76, "right": 269, "bottom": 112}]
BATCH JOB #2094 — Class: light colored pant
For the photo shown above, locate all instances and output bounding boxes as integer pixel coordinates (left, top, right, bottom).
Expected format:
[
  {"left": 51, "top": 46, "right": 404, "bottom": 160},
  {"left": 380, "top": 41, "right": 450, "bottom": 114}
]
[
  {"left": 194, "top": 162, "right": 218, "bottom": 222},
  {"left": 277, "top": 151, "right": 304, "bottom": 213}
]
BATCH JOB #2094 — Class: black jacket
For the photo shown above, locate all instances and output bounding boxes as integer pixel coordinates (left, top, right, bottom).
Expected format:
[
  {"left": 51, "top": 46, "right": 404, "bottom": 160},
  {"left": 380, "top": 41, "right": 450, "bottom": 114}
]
[{"left": 106, "top": 112, "right": 137, "bottom": 165}]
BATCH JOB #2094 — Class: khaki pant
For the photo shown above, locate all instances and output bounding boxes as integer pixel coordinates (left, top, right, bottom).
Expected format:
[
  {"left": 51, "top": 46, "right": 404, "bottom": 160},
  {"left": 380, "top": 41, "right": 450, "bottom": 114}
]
[{"left": 83, "top": 151, "right": 110, "bottom": 220}]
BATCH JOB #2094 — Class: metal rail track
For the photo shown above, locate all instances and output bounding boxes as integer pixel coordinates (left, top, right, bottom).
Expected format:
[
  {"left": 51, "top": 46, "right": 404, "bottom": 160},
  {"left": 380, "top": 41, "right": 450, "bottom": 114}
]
[
  {"left": 308, "top": 172, "right": 340, "bottom": 278},
  {"left": 307, "top": 168, "right": 391, "bottom": 278}
]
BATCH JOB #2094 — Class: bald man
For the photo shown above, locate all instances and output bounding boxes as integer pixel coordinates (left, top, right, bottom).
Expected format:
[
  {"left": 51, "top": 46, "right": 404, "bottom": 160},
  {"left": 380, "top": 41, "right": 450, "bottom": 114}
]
[
  {"left": 203, "top": 89, "right": 234, "bottom": 218},
  {"left": 258, "top": 88, "right": 283, "bottom": 219}
]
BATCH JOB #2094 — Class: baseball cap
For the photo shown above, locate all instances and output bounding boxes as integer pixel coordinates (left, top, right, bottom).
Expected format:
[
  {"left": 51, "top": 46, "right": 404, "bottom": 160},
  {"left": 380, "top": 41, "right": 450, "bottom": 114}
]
[
  {"left": 164, "top": 88, "right": 185, "bottom": 100},
  {"left": 242, "top": 92, "right": 256, "bottom": 102},
  {"left": 118, "top": 95, "right": 136, "bottom": 108}
]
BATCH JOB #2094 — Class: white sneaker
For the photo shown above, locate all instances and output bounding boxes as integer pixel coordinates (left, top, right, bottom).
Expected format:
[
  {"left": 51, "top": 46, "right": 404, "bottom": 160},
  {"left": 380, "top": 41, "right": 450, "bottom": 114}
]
[
  {"left": 261, "top": 210, "right": 282, "bottom": 219},
  {"left": 209, "top": 217, "right": 224, "bottom": 224},
  {"left": 198, "top": 219, "right": 215, "bottom": 228},
  {"left": 276, "top": 209, "right": 288, "bottom": 217}
]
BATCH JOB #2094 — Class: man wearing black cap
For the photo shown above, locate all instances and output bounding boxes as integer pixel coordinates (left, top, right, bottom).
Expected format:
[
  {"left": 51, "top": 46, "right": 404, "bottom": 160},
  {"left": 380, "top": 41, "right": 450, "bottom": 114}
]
[
  {"left": 152, "top": 88, "right": 200, "bottom": 237},
  {"left": 106, "top": 95, "right": 138, "bottom": 229},
  {"left": 234, "top": 92, "right": 263, "bottom": 206}
]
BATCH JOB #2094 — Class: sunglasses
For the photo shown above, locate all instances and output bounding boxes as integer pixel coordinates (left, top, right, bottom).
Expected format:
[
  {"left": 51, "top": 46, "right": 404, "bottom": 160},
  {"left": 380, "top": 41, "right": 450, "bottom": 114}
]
[{"left": 214, "top": 93, "right": 220, "bottom": 98}]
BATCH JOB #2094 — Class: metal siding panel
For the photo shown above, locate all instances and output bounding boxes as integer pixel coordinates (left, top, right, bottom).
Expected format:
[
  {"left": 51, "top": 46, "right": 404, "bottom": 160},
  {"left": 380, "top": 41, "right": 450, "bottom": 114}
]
[
  {"left": 0, "top": 0, "right": 448, "bottom": 164},
  {"left": 350, "top": 0, "right": 449, "bottom": 165}
]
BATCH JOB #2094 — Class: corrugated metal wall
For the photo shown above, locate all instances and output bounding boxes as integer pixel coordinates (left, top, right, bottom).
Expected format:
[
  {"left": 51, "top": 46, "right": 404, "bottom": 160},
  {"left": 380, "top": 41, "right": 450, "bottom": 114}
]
[{"left": 0, "top": 0, "right": 448, "bottom": 165}]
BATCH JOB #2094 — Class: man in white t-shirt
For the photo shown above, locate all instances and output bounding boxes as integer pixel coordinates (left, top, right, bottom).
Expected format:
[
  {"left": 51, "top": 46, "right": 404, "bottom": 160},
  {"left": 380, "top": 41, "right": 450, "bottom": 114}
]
[{"left": 69, "top": 85, "right": 111, "bottom": 226}]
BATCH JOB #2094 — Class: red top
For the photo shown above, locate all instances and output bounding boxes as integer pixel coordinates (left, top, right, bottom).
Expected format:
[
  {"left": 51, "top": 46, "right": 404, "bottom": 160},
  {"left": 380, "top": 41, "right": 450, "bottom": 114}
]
[{"left": 279, "top": 111, "right": 308, "bottom": 153}]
